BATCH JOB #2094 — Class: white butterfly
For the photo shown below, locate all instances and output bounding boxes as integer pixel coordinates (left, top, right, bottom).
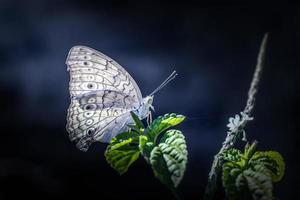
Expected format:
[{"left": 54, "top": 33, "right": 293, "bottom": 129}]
[{"left": 66, "top": 46, "right": 177, "bottom": 151}]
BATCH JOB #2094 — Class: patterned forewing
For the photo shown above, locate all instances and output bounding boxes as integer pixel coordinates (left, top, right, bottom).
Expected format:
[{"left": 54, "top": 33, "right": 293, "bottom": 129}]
[{"left": 66, "top": 46, "right": 142, "bottom": 103}]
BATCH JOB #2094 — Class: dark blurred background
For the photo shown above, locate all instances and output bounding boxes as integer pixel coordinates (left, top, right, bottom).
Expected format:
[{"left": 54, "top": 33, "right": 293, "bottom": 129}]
[{"left": 0, "top": 1, "right": 298, "bottom": 199}]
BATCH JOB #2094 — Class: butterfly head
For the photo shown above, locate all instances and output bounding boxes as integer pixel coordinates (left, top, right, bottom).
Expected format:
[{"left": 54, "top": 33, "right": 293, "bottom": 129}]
[
  {"left": 137, "top": 95, "right": 154, "bottom": 119},
  {"left": 143, "top": 95, "right": 154, "bottom": 110},
  {"left": 136, "top": 70, "right": 177, "bottom": 120}
]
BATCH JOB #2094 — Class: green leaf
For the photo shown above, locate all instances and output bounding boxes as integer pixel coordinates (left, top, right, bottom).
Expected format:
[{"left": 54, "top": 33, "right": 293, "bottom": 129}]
[
  {"left": 130, "top": 111, "right": 145, "bottom": 130},
  {"left": 105, "top": 132, "right": 140, "bottom": 175},
  {"left": 146, "top": 113, "right": 185, "bottom": 141},
  {"left": 150, "top": 130, "right": 188, "bottom": 188},
  {"left": 221, "top": 148, "right": 242, "bottom": 162},
  {"left": 243, "top": 167, "right": 273, "bottom": 200},
  {"left": 150, "top": 146, "right": 173, "bottom": 187},
  {"left": 110, "top": 131, "right": 140, "bottom": 146},
  {"left": 222, "top": 162, "right": 244, "bottom": 200},
  {"left": 244, "top": 141, "right": 258, "bottom": 160},
  {"left": 223, "top": 163, "right": 274, "bottom": 200},
  {"left": 250, "top": 151, "right": 285, "bottom": 182},
  {"left": 221, "top": 143, "right": 285, "bottom": 199}
]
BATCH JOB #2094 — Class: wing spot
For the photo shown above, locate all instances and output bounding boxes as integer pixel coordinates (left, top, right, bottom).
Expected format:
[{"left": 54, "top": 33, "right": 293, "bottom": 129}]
[
  {"left": 86, "top": 119, "right": 94, "bottom": 125},
  {"left": 87, "top": 97, "right": 96, "bottom": 104},
  {"left": 83, "top": 111, "right": 94, "bottom": 118},
  {"left": 84, "top": 104, "right": 96, "bottom": 110},
  {"left": 88, "top": 75, "right": 94, "bottom": 80},
  {"left": 87, "top": 128, "right": 95, "bottom": 136}
]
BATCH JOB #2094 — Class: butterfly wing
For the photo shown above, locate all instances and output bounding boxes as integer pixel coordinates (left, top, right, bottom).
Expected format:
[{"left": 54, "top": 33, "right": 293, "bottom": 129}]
[
  {"left": 66, "top": 97, "right": 133, "bottom": 151},
  {"left": 66, "top": 46, "right": 141, "bottom": 151},
  {"left": 76, "top": 89, "right": 139, "bottom": 110},
  {"left": 66, "top": 46, "right": 142, "bottom": 101}
]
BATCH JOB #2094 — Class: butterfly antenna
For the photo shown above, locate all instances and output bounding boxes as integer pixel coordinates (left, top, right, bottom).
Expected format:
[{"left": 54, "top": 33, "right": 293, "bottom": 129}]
[{"left": 149, "top": 70, "right": 178, "bottom": 96}]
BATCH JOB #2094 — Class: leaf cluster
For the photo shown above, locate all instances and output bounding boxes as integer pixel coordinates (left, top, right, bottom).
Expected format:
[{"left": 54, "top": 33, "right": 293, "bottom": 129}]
[
  {"left": 105, "top": 112, "right": 187, "bottom": 190},
  {"left": 221, "top": 142, "right": 285, "bottom": 200}
]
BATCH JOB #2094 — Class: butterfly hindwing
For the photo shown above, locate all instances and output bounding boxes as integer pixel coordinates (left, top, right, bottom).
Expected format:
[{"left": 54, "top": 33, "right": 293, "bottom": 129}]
[{"left": 66, "top": 98, "right": 133, "bottom": 151}]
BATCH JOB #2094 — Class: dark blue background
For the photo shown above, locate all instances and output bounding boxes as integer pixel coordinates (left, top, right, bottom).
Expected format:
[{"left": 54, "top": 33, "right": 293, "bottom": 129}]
[{"left": 0, "top": 1, "right": 298, "bottom": 199}]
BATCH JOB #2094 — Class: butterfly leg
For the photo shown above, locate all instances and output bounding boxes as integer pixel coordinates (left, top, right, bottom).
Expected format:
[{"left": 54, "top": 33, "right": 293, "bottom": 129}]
[{"left": 147, "top": 111, "right": 152, "bottom": 126}]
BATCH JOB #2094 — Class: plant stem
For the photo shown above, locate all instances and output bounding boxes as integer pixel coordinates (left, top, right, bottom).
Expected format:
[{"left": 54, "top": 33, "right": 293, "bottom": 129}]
[{"left": 203, "top": 33, "right": 268, "bottom": 200}]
